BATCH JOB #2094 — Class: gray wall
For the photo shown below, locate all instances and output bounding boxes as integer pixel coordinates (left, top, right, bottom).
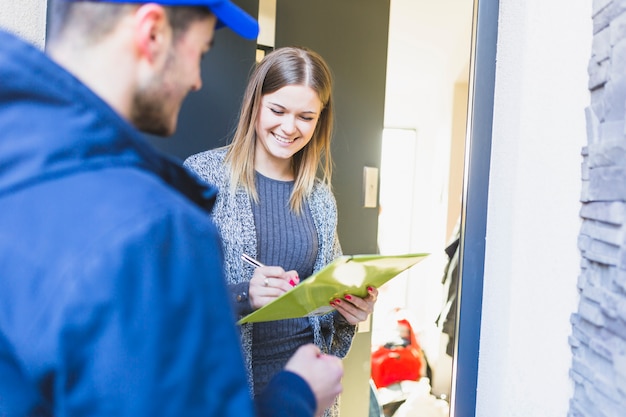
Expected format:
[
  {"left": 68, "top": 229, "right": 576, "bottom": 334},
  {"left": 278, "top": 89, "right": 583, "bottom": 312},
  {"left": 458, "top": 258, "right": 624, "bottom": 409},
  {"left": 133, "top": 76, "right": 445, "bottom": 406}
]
[
  {"left": 571, "top": 2, "right": 626, "bottom": 415},
  {"left": 276, "top": 0, "right": 389, "bottom": 256},
  {"left": 275, "top": 2, "right": 390, "bottom": 416}
]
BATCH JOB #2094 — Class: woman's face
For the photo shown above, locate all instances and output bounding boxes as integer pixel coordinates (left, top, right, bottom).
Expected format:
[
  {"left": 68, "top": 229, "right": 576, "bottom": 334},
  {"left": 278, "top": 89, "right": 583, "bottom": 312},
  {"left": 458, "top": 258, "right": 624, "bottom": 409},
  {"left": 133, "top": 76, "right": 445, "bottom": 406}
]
[{"left": 254, "top": 84, "right": 322, "bottom": 176}]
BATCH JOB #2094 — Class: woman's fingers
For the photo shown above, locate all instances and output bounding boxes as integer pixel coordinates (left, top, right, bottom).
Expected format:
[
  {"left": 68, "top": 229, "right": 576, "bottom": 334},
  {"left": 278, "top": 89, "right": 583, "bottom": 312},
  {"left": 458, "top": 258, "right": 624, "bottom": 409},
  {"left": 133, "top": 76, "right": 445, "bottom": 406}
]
[
  {"left": 249, "top": 266, "right": 298, "bottom": 309},
  {"left": 331, "top": 286, "right": 379, "bottom": 325}
]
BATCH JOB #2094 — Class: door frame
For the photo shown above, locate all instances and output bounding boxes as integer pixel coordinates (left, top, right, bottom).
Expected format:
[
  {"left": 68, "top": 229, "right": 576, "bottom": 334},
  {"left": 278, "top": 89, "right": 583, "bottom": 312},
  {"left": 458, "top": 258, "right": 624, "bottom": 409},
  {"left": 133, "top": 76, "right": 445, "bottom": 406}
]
[{"left": 451, "top": 0, "right": 499, "bottom": 416}]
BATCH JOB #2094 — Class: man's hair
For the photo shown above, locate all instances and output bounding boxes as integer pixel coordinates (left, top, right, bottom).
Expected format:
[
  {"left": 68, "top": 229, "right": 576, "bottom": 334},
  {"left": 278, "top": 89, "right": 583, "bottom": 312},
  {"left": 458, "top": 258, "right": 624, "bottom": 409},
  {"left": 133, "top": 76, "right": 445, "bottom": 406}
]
[{"left": 47, "top": 1, "right": 212, "bottom": 46}]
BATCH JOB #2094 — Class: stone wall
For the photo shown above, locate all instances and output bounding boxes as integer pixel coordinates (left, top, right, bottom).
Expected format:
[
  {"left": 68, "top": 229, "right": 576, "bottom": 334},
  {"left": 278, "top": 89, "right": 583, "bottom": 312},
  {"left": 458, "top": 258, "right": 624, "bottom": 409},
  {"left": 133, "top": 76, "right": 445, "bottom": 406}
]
[{"left": 571, "top": 0, "right": 626, "bottom": 415}]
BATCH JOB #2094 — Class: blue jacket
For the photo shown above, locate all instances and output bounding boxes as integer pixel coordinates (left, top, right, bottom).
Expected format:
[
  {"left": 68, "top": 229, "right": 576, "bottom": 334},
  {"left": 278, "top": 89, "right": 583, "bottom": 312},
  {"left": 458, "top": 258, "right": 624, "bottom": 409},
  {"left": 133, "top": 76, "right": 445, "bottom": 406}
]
[{"left": 0, "top": 30, "right": 314, "bottom": 417}]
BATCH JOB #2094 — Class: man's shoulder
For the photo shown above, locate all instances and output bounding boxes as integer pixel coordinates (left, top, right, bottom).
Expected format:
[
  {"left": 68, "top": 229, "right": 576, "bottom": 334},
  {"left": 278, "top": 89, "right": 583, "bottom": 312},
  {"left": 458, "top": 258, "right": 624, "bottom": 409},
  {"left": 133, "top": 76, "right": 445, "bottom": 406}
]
[
  {"left": 94, "top": 166, "right": 214, "bottom": 229},
  {"left": 27, "top": 165, "right": 216, "bottom": 249}
]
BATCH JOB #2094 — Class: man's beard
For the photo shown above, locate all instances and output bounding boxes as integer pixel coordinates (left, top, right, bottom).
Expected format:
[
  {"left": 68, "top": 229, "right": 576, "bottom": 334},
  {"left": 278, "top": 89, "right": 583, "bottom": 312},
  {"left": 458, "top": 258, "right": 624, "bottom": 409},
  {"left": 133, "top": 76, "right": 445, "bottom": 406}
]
[
  {"left": 131, "top": 89, "right": 173, "bottom": 137},
  {"left": 130, "top": 50, "right": 177, "bottom": 137}
]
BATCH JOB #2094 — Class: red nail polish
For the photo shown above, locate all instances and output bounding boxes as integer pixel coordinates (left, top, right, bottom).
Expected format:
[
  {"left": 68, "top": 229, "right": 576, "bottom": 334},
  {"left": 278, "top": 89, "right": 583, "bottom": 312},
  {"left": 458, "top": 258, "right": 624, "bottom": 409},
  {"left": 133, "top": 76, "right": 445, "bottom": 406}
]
[
  {"left": 335, "top": 299, "right": 341, "bottom": 304},
  {"left": 289, "top": 279, "right": 296, "bottom": 287},
  {"left": 330, "top": 301, "right": 336, "bottom": 307},
  {"left": 344, "top": 295, "right": 352, "bottom": 300},
  {"left": 367, "top": 286, "right": 373, "bottom": 292}
]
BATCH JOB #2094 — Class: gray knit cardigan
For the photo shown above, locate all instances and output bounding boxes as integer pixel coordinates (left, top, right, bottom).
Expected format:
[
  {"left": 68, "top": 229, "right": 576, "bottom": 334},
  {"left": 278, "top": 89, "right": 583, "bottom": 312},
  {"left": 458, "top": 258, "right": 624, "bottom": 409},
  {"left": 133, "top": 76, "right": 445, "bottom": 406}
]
[{"left": 184, "top": 147, "right": 357, "bottom": 416}]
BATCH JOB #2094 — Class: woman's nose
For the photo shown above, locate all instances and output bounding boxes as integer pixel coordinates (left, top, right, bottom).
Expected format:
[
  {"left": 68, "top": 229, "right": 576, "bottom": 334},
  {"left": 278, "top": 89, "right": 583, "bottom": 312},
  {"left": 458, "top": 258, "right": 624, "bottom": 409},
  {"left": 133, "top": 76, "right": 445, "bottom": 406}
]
[{"left": 281, "top": 116, "right": 297, "bottom": 134}]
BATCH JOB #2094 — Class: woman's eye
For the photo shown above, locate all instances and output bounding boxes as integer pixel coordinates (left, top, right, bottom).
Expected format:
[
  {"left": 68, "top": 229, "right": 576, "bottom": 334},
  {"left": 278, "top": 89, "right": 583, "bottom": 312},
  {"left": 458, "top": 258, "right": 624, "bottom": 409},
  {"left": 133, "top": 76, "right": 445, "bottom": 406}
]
[
  {"left": 270, "top": 108, "right": 284, "bottom": 115},
  {"left": 300, "top": 116, "right": 314, "bottom": 121}
]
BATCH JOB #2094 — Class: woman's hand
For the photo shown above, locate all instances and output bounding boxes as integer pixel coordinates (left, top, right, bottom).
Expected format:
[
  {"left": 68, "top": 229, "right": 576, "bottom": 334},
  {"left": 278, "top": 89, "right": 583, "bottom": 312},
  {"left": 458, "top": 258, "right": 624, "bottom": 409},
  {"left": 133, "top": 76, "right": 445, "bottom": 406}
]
[
  {"left": 249, "top": 266, "right": 299, "bottom": 310},
  {"left": 331, "top": 286, "right": 378, "bottom": 325}
]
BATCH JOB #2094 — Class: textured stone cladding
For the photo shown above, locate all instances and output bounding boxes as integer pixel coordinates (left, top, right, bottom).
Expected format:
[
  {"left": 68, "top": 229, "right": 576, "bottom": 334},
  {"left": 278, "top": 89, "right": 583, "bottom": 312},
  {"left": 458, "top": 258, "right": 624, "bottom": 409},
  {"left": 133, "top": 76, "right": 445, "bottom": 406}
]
[{"left": 570, "top": 1, "right": 626, "bottom": 416}]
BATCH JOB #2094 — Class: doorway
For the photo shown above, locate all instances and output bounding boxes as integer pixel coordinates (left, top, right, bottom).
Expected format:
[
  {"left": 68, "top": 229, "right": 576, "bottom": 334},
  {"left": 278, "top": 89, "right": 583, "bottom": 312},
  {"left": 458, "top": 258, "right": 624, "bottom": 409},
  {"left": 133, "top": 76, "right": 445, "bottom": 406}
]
[{"left": 370, "top": 0, "right": 474, "bottom": 416}]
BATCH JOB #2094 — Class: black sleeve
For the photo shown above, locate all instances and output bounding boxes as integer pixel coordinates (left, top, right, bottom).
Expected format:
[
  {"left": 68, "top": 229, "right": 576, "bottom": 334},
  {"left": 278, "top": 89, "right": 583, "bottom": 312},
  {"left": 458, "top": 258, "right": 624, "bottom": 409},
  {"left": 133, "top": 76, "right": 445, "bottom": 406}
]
[{"left": 229, "top": 281, "right": 254, "bottom": 317}]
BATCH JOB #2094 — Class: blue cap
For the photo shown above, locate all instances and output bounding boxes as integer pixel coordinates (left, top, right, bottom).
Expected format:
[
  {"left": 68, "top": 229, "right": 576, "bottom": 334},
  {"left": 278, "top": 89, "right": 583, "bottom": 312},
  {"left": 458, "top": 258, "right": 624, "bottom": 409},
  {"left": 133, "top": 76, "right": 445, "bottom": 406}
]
[{"left": 76, "top": 0, "right": 259, "bottom": 40}]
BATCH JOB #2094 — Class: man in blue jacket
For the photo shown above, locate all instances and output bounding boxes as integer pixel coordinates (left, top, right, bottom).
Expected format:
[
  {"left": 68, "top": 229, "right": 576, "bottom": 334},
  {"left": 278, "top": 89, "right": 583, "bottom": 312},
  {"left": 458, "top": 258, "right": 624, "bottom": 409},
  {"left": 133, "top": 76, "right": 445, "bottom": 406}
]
[{"left": 0, "top": 1, "right": 343, "bottom": 416}]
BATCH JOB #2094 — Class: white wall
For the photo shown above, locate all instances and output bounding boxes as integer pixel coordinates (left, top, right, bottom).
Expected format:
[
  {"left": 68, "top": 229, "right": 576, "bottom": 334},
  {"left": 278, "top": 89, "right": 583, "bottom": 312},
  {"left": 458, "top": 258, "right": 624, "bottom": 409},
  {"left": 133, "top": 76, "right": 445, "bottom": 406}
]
[
  {"left": 476, "top": 1, "right": 590, "bottom": 416},
  {"left": 0, "top": 0, "right": 47, "bottom": 48}
]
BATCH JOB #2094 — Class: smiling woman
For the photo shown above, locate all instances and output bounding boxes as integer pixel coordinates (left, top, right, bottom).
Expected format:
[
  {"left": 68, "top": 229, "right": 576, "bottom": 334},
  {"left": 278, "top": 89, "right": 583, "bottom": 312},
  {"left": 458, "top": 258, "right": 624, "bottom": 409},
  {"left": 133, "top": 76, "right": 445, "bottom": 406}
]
[{"left": 183, "top": 46, "right": 378, "bottom": 417}]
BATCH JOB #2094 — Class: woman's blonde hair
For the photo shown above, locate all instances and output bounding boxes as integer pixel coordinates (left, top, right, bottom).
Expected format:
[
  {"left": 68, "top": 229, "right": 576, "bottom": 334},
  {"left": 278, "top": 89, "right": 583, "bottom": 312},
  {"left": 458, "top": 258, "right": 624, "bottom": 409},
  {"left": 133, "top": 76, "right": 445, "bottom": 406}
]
[{"left": 224, "top": 46, "right": 334, "bottom": 214}]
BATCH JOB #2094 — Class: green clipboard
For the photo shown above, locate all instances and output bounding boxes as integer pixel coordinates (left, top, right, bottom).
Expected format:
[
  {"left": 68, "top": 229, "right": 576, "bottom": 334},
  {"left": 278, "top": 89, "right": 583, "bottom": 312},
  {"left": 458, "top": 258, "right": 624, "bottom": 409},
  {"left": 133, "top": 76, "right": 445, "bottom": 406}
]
[{"left": 238, "top": 253, "right": 429, "bottom": 324}]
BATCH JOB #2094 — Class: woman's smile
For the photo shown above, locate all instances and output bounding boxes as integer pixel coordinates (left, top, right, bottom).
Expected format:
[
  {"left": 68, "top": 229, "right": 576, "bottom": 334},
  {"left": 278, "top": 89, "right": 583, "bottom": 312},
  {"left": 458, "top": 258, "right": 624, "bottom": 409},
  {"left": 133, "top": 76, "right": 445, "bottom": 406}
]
[{"left": 273, "top": 132, "right": 296, "bottom": 144}]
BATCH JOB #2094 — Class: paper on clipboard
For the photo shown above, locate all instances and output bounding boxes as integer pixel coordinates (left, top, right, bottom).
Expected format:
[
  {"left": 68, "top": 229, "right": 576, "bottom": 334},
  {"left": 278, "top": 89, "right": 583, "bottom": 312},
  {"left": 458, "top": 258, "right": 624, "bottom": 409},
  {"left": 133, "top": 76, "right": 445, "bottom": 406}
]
[{"left": 238, "top": 253, "right": 428, "bottom": 324}]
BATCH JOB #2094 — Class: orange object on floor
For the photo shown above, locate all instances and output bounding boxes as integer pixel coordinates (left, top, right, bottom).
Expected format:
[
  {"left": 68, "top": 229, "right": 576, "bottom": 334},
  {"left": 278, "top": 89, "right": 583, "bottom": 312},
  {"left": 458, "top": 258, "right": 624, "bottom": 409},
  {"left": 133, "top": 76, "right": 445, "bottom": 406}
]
[{"left": 371, "top": 319, "right": 426, "bottom": 388}]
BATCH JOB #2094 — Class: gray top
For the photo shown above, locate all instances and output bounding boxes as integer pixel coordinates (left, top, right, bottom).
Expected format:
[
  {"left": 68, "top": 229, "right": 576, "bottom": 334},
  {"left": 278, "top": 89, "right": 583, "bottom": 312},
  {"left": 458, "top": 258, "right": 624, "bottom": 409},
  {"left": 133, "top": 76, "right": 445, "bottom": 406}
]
[
  {"left": 183, "top": 147, "right": 356, "bottom": 417},
  {"left": 251, "top": 172, "right": 317, "bottom": 395}
]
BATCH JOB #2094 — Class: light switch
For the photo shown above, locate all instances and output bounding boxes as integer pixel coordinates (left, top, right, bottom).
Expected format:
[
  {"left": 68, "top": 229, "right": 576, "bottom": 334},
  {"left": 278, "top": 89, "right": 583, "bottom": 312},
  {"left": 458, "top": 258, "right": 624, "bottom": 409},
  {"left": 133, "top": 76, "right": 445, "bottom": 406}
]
[
  {"left": 357, "top": 314, "right": 372, "bottom": 333},
  {"left": 363, "top": 166, "right": 379, "bottom": 208}
]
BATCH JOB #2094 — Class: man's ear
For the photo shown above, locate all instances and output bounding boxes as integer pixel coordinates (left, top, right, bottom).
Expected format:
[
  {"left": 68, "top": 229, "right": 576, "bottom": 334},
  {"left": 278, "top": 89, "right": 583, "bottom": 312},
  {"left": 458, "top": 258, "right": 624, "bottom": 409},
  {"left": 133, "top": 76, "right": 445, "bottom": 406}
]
[{"left": 132, "top": 4, "right": 171, "bottom": 64}]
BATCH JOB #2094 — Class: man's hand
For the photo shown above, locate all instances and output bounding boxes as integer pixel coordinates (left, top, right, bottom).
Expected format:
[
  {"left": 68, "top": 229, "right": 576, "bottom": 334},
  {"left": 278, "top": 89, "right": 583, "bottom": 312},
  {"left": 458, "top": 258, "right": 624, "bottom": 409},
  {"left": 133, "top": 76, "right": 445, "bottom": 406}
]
[{"left": 285, "top": 344, "right": 343, "bottom": 416}]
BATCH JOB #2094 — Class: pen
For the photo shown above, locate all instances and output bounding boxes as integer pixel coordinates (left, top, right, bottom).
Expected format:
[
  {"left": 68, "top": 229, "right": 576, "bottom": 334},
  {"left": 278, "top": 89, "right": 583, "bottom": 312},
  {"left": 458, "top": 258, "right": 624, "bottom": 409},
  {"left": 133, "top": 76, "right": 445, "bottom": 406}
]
[{"left": 241, "top": 253, "right": 265, "bottom": 268}]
